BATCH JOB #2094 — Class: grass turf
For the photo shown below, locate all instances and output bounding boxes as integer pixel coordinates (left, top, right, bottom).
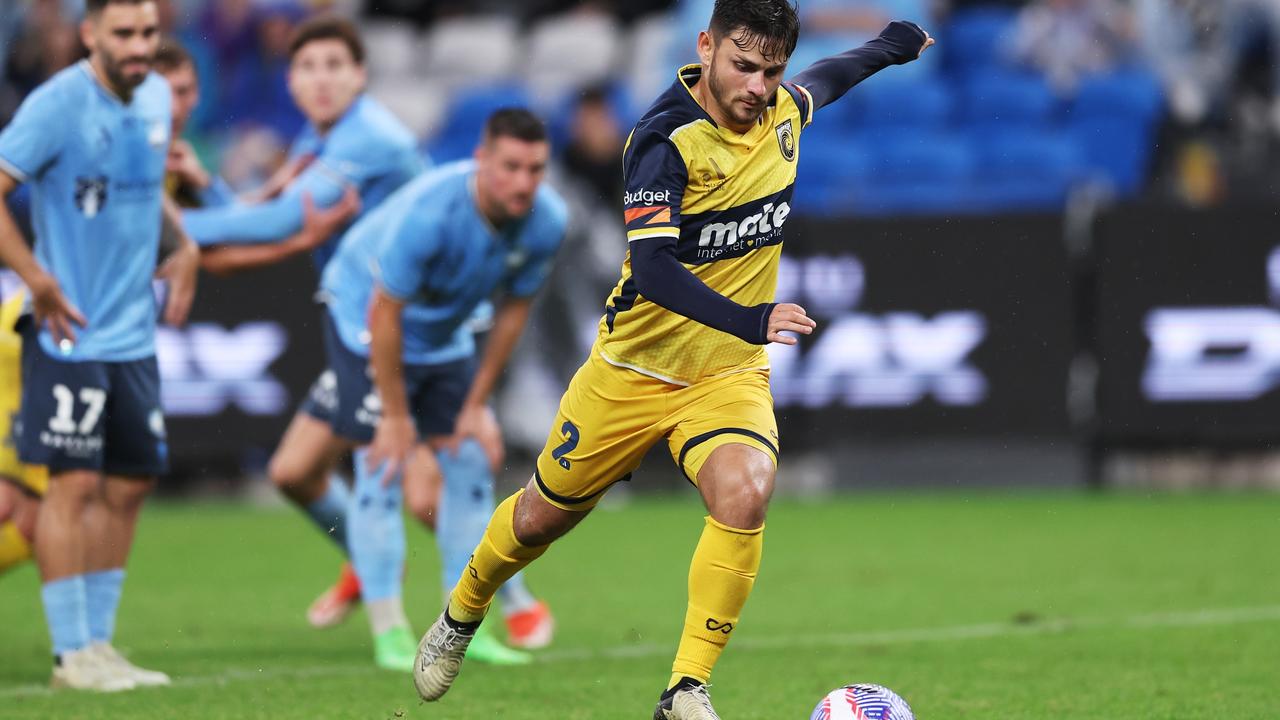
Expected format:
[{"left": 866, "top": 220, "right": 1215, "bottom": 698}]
[{"left": 0, "top": 491, "right": 1276, "bottom": 718}]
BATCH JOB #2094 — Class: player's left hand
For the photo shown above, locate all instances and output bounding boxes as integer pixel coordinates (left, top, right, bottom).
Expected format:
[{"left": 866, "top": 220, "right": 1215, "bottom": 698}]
[
  {"left": 766, "top": 303, "right": 817, "bottom": 345},
  {"left": 918, "top": 29, "right": 935, "bottom": 57},
  {"left": 367, "top": 413, "right": 416, "bottom": 484},
  {"left": 443, "top": 402, "right": 500, "bottom": 466},
  {"left": 157, "top": 237, "right": 200, "bottom": 327}
]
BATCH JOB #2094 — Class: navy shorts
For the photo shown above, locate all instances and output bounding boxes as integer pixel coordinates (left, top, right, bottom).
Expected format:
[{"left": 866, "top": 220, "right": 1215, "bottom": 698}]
[
  {"left": 17, "top": 324, "right": 168, "bottom": 477},
  {"left": 300, "top": 313, "right": 474, "bottom": 444}
]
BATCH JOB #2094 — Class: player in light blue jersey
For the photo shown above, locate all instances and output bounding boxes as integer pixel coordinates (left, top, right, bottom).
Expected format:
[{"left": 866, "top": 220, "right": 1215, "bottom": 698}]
[
  {"left": 0, "top": 0, "right": 201, "bottom": 692},
  {"left": 174, "top": 19, "right": 416, "bottom": 637},
  {"left": 317, "top": 109, "right": 568, "bottom": 671}
]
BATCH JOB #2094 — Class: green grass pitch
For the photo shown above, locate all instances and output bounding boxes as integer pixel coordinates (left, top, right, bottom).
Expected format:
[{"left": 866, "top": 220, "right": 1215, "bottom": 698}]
[{"left": 1, "top": 492, "right": 1277, "bottom": 718}]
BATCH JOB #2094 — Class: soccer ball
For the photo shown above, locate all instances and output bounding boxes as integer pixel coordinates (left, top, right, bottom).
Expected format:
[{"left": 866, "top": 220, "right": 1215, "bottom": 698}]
[{"left": 809, "top": 684, "right": 914, "bottom": 720}]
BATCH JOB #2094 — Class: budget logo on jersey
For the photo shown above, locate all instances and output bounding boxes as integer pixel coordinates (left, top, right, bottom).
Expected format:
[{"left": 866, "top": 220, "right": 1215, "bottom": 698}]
[
  {"left": 776, "top": 119, "right": 796, "bottom": 162},
  {"left": 74, "top": 176, "right": 109, "bottom": 218}
]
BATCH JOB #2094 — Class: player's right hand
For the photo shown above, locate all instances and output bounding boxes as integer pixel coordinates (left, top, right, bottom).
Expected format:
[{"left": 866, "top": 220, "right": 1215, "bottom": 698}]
[
  {"left": 29, "top": 271, "right": 86, "bottom": 347},
  {"left": 766, "top": 303, "right": 816, "bottom": 345},
  {"left": 367, "top": 413, "right": 416, "bottom": 484},
  {"left": 295, "top": 187, "right": 360, "bottom": 250},
  {"left": 166, "top": 140, "right": 211, "bottom": 190}
]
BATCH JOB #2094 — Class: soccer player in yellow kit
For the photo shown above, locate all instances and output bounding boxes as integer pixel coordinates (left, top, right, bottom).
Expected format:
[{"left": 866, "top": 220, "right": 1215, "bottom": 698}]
[
  {"left": 415, "top": 1, "right": 932, "bottom": 717},
  {"left": 0, "top": 289, "right": 49, "bottom": 576}
]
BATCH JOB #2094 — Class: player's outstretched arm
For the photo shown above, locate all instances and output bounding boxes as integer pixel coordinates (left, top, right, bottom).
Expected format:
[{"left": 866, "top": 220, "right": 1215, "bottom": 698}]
[
  {"left": 198, "top": 188, "right": 360, "bottom": 276},
  {"left": 630, "top": 236, "right": 815, "bottom": 345},
  {"left": 0, "top": 171, "right": 85, "bottom": 344},
  {"left": 791, "top": 21, "right": 934, "bottom": 113},
  {"left": 181, "top": 159, "right": 348, "bottom": 247}
]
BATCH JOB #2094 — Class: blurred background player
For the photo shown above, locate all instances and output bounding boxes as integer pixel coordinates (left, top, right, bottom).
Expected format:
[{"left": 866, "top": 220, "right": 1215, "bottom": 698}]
[
  {"left": 154, "top": 38, "right": 236, "bottom": 210},
  {"left": 316, "top": 108, "right": 566, "bottom": 671},
  {"left": 0, "top": 0, "right": 200, "bottom": 692},
  {"left": 178, "top": 16, "right": 413, "bottom": 667},
  {"left": 413, "top": 2, "right": 931, "bottom": 718}
]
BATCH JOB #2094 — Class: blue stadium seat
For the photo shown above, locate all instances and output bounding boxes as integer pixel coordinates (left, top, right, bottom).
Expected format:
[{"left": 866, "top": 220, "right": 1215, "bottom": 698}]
[
  {"left": 1070, "top": 117, "right": 1154, "bottom": 195},
  {"left": 427, "top": 84, "right": 532, "bottom": 163},
  {"left": 856, "top": 78, "right": 954, "bottom": 130},
  {"left": 961, "top": 70, "right": 1059, "bottom": 128},
  {"left": 844, "top": 132, "right": 977, "bottom": 215},
  {"left": 942, "top": 6, "right": 1019, "bottom": 77},
  {"left": 1070, "top": 67, "right": 1164, "bottom": 124},
  {"left": 970, "top": 130, "right": 1081, "bottom": 210}
]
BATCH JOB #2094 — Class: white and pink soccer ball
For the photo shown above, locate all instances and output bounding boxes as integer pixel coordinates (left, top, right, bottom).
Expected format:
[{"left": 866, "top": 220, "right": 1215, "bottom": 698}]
[{"left": 810, "top": 684, "right": 915, "bottom": 720}]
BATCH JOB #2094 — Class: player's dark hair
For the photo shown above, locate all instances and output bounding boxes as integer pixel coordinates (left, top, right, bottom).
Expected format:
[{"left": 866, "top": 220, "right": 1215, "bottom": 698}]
[
  {"left": 153, "top": 39, "right": 193, "bottom": 74},
  {"left": 288, "top": 17, "right": 365, "bottom": 65},
  {"left": 85, "top": 0, "right": 152, "bottom": 14},
  {"left": 709, "top": 0, "right": 800, "bottom": 63},
  {"left": 484, "top": 108, "right": 548, "bottom": 144}
]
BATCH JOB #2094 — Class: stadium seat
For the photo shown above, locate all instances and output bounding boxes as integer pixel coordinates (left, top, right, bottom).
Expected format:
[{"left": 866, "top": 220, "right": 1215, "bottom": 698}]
[
  {"left": 961, "top": 70, "right": 1059, "bottom": 128},
  {"left": 368, "top": 77, "right": 449, "bottom": 139},
  {"left": 420, "top": 15, "right": 520, "bottom": 90},
  {"left": 361, "top": 20, "right": 420, "bottom": 80},
  {"left": 523, "top": 12, "right": 621, "bottom": 104},
  {"left": 426, "top": 84, "right": 532, "bottom": 163},
  {"left": 855, "top": 78, "right": 954, "bottom": 130},
  {"left": 1070, "top": 67, "right": 1164, "bottom": 125},
  {"left": 970, "top": 130, "right": 1081, "bottom": 210},
  {"left": 1069, "top": 117, "right": 1155, "bottom": 195},
  {"left": 844, "top": 132, "right": 977, "bottom": 216},
  {"left": 624, "top": 12, "right": 680, "bottom": 116},
  {"left": 942, "top": 6, "right": 1019, "bottom": 77}
]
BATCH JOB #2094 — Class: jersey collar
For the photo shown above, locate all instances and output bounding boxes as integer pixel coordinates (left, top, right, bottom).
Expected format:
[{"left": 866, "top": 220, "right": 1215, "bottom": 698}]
[{"left": 674, "top": 63, "right": 778, "bottom": 141}]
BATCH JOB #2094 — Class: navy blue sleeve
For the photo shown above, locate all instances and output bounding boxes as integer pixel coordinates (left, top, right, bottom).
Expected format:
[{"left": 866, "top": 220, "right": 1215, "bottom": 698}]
[
  {"left": 630, "top": 236, "right": 775, "bottom": 345},
  {"left": 791, "top": 21, "right": 929, "bottom": 111}
]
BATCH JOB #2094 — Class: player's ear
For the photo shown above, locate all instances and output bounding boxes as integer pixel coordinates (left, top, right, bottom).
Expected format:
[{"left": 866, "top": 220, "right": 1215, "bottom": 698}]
[
  {"left": 79, "top": 17, "right": 97, "bottom": 54},
  {"left": 697, "top": 30, "right": 714, "bottom": 67}
]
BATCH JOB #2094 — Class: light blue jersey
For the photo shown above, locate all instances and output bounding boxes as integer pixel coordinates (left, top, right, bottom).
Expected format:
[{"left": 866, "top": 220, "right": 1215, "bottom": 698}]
[
  {"left": 322, "top": 161, "right": 568, "bottom": 366},
  {"left": 0, "top": 61, "right": 171, "bottom": 361},
  {"left": 182, "top": 95, "right": 424, "bottom": 272}
]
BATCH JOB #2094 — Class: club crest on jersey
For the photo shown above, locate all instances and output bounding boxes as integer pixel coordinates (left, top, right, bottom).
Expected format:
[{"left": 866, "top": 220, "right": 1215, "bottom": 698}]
[
  {"left": 74, "top": 176, "right": 109, "bottom": 218},
  {"left": 148, "top": 119, "right": 168, "bottom": 148},
  {"left": 775, "top": 119, "right": 796, "bottom": 162}
]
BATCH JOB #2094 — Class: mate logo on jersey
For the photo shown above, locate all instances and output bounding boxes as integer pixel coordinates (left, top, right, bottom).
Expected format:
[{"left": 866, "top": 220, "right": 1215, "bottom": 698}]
[
  {"left": 679, "top": 186, "right": 795, "bottom": 264},
  {"left": 74, "top": 176, "right": 108, "bottom": 218}
]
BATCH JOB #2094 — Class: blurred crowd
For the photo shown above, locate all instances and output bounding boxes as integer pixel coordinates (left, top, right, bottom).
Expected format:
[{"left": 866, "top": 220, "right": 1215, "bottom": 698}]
[{"left": 3, "top": 0, "right": 1280, "bottom": 211}]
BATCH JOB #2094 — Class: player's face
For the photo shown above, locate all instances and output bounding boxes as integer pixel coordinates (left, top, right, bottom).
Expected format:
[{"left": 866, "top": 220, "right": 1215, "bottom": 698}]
[
  {"left": 475, "top": 136, "right": 549, "bottom": 221},
  {"left": 288, "top": 39, "right": 366, "bottom": 129},
  {"left": 82, "top": 2, "right": 161, "bottom": 92},
  {"left": 699, "top": 29, "right": 788, "bottom": 129},
  {"left": 162, "top": 63, "right": 199, "bottom": 135}
]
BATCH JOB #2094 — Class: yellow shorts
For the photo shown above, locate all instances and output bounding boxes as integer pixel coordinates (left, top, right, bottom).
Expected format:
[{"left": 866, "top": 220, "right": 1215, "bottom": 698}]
[
  {"left": 533, "top": 351, "right": 779, "bottom": 511},
  {"left": 0, "top": 292, "right": 47, "bottom": 498}
]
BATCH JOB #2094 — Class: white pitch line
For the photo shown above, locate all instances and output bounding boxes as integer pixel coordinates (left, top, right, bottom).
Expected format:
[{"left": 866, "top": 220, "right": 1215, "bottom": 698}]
[{"left": 4, "top": 604, "right": 1279, "bottom": 699}]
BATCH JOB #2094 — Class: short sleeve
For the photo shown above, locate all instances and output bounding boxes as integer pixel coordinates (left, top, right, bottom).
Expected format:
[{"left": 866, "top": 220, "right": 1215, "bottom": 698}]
[
  {"left": 374, "top": 206, "right": 441, "bottom": 302},
  {"left": 0, "top": 83, "right": 67, "bottom": 182},
  {"left": 781, "top": 81, "right": 815, "bottom": 129},
  {"left": 507, "top": 191, "right": 568, "bottom": 298},
  {"left": 622, "top": 130, "right": 687, "bottom": 243}
]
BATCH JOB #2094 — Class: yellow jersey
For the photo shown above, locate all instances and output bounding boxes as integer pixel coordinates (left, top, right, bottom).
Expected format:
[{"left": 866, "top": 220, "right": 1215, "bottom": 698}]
[{"left": 596, "top": 64, "right": 813, "bottom": 386}]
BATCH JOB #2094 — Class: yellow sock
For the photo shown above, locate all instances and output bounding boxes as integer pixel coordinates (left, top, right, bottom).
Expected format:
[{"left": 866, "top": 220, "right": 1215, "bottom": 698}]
[
  {"left": 448, "top": 490, "right": 548, "bottom": 623},
  {"left": 0, "top": 521, "right": 32, "bottom": 575},
  {"left": 669, "top": 516, "right": 763, "bottom": 688}
]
